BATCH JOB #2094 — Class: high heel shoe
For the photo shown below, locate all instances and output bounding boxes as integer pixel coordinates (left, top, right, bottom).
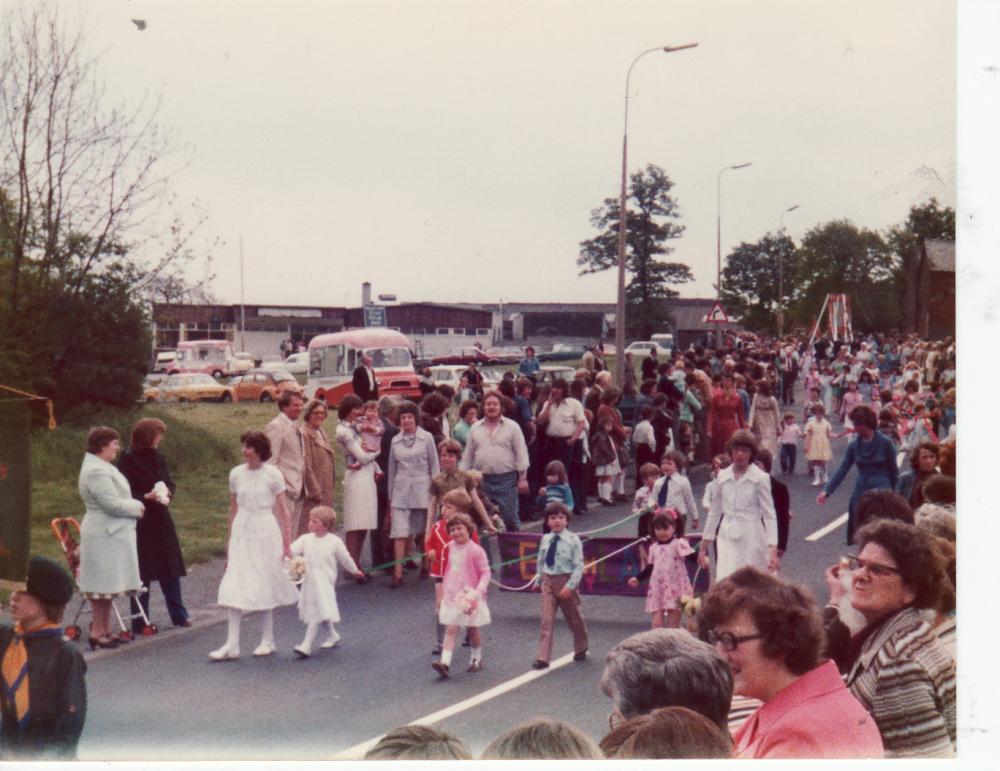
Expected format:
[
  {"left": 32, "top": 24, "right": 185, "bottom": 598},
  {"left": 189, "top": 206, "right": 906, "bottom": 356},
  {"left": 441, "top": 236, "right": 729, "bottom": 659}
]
[
  {"left": 88, "top": 635, "right": 120, "bottom": 650},
  {"left": 208, "top": 645, "right": 240, "bottom": 661}
]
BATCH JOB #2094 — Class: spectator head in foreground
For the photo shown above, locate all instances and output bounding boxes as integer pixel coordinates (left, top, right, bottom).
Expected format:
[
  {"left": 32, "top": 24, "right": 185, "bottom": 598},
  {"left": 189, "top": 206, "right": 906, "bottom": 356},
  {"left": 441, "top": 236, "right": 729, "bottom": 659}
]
[
  {"left": 599, "top": 629, "right": 733, "bottom": 730},
  {"left": 363, "top": 725, "right": 472, "bottom": 760},
  {"left": 480, "top": 717, "right": 603, "bottom": 760},
  {"left": 599, "top": 706, "right": 732, "bottom": 759}
]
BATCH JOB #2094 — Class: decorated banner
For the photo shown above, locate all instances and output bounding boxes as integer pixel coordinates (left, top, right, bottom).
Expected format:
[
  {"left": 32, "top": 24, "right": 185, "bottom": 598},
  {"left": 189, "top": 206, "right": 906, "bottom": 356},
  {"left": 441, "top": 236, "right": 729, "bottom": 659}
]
[
  {"left": 494, "top": 532, "right": 709, "bottom": 597},
  {"left": 0, "top": 399, "right": 31, "bottom": 583}
]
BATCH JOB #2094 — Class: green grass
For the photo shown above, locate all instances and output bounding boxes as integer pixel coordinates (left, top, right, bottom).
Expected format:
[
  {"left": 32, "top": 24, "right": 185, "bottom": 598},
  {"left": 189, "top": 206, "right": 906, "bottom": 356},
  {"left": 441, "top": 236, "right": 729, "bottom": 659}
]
[{"left": 29, "top": 403, "right": 344, "bottom": 571}]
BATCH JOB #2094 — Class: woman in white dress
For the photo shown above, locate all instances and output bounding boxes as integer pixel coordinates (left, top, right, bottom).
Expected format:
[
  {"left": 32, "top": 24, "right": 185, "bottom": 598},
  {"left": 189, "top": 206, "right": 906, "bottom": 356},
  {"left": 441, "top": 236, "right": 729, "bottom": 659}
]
[
  {"left": 335, "top": 395, "right": 379, "bottom": 578},
  {"left": 209, "top": 431, "right": 298, "bottom": 661},
  {"left": 697, "top": 430, "right": 780, "bottom": 581}
]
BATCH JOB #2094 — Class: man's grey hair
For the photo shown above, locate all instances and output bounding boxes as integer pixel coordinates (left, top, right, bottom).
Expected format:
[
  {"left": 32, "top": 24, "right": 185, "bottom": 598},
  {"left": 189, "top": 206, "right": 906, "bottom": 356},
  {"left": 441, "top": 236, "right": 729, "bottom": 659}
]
[
  {"left": 377, "top": 395, "right": 402, "bottom": 417},
  {"left": 599, "top": 629, "right": 733, "bottom": 729}
]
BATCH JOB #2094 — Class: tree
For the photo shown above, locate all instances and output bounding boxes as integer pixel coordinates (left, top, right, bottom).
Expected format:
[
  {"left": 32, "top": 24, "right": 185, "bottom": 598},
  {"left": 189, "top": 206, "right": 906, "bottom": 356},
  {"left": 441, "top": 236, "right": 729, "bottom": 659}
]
[
  {"left": 792, "top": 220, "right": 899, "bottom": 331},
  {"left": 578, "top": 164, "right": 693, "bottom": 339},
  {"left": 720, "top": 233, "right": 797, "bottom": 333},
  {"left": 0, "top": 3, "right": 214, "bottom": 413},
  {"left": 886, "top": 198, "right": 955, "bottom": 332}
]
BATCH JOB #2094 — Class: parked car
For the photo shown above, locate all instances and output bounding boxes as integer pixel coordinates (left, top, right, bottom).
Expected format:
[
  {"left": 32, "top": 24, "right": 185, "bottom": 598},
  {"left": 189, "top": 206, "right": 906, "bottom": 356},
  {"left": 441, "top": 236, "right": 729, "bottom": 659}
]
[
  {"left": 485, "top": 346, "right": 523, "bottom": 364},
  {"left": 536, "top": 365, "right": 577, "bottom": 385},
  {"left": 142, "top": 374, "right": 166, "bottom": 402},
  {"left": 537, "top": 344, "right": 588, "bottom": 362},
  {"left": 431, "top": 347, "right": 499, "bottom": 366},
  {"left": 280, "top": 351, "right": 310, "bottom": 375},
  {"left": 155, "top": 373, "right": 235, "bottom": 403},
  {"left": 624, "top": 341, "right": 672, "bottom": 358},
  {"left": 229, "top": 351, "right": 255, "bottom": 375},
  {"left": 153, "top": 350, "right": 177, "bottom": 373},
  {"left": 233, "top": 369, "right": 304, "bottom": 402},
  {"left": 430, "top": 365, "right": 503, "bottom": 391}
]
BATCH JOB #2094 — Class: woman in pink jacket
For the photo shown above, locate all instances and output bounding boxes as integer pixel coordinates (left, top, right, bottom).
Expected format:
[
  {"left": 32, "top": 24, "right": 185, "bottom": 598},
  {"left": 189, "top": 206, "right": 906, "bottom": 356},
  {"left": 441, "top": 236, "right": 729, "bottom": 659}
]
[
  {"left": 701, "top": 567, "right": 884, "bottom": 759},
  {"left": 431, "top": 513, "right": 491, "bottom": 678}
]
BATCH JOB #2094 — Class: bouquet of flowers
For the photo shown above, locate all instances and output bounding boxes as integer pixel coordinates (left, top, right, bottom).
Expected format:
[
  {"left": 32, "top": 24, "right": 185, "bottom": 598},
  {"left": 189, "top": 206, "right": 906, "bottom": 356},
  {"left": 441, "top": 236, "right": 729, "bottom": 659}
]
[
  {"left": 458, "top": 587, "right": 479, "bottom": 615},
  {"left": 152, "top": 481, "right": 171, "bottom": 505},
  {"left": 679, "top": 594, "right": 702, "bottom": 616},
  {"left": 287, "top": 556, "right": 307, "bottom": 584}
]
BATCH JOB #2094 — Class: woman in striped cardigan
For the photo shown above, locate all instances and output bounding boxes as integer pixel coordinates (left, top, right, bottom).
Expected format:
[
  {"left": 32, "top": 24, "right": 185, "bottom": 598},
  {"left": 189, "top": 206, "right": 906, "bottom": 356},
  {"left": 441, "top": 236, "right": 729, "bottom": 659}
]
[{"left": 842, "top": 520, "right": 956, "bottom": 758}]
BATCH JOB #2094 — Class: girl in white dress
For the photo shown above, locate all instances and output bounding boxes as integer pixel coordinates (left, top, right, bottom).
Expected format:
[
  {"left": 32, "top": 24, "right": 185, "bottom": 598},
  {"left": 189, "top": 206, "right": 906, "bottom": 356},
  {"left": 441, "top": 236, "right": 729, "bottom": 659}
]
[
  {"left": 290, "top": 507, "right": 364, "bottom": 657},
  {"left": 210, "top": 431, "right": 299, "bottom": 661}
]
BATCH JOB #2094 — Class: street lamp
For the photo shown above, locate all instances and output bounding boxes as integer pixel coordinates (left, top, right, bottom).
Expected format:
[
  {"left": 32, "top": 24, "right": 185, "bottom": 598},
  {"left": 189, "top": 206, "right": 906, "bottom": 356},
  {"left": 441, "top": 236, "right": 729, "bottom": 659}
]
[
  {"left": 615, "top": 42, "right": 698, "bottom": 387},
  {"left": 777, "top": 204, "right": 800, "bottom": 337},
  {"left": 716, "top": 162, "right": 752, "bottom": 297}
]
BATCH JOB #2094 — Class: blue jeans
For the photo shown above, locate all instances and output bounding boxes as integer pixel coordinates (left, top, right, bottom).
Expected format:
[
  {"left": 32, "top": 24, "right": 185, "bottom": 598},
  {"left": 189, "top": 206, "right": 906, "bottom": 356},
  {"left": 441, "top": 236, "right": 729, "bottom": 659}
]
[
  {"left": 780, "top": 444, "right": 797, "bottom": 473},
  {"left": 482, "top": 471, "right": 521, "bottom": 532}
]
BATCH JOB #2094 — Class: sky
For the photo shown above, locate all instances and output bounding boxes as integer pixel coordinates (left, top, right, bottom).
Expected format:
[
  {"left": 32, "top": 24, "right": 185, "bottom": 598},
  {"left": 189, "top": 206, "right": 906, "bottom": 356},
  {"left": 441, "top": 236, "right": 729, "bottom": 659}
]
[{"left": 72, "top": 0, "right": 957, "bottom": 309}]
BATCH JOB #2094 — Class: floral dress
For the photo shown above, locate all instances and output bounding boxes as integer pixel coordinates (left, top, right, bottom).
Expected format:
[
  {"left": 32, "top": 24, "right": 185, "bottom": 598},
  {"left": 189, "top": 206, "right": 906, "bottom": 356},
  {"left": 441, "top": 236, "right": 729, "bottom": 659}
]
[{"left": 643, "top": 538, "right": 694, "bottom": 613}]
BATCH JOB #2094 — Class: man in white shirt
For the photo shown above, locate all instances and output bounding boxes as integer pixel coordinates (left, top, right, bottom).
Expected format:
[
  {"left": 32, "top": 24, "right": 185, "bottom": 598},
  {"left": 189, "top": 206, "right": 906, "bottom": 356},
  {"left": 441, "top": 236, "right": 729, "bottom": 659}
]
[
  {"left": 537, "top": 378, "right": 588, "bottom": 516},
  {"left": 460, "top": 391, "right": 529, "bottom": 531}
]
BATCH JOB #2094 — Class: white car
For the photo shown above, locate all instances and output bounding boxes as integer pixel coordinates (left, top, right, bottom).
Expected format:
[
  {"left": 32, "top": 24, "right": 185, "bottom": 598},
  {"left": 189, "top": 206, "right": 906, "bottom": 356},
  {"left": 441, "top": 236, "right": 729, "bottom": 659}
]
[
  {"left": 625, "top": 341, "right": 672, "bottom": 358},
  {"left": 281, "top": 351, "right": 310, "bottom": 375},
  {"left": 430, "top": 365, "right": 503, "bottom": 390},
  {"left": 154, "top": 350, "right": 177, "bottom": 373}
]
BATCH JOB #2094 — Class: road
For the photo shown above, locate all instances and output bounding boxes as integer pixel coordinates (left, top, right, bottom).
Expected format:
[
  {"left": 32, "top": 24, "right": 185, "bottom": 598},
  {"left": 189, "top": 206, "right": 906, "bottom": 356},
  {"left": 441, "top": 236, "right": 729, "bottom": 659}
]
[{"left": 76, "top": 404, "right": 859, "bottom": 760}]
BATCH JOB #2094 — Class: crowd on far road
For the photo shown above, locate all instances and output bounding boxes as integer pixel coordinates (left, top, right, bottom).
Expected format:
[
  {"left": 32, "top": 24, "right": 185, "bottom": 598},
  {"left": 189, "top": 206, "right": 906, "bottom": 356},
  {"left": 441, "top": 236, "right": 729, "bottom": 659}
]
[{"left": 3, "top": 327, "right": 958, "bottom": 761}]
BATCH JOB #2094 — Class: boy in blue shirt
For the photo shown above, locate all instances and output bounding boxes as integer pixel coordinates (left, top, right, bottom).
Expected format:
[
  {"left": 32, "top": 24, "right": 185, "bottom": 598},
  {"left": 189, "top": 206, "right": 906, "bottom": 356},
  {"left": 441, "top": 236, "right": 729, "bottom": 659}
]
[{"left": 531, "top": 502, "right": 588, "bottom": 669}]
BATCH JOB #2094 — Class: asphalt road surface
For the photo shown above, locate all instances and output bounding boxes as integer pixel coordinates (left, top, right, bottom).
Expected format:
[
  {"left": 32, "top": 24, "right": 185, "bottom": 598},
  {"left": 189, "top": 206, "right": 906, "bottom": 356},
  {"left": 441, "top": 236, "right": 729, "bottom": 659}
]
[{"left": 76, "top": 403, "right": 860, "bottom": 761}]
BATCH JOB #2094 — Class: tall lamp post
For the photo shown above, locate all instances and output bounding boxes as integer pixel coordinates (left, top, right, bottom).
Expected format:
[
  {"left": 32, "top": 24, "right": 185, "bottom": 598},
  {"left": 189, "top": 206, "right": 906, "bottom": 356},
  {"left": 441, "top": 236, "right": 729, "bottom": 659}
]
[
  {"left": 777, "top": 204, "right": 800, "bottom": 337},
  {"left": 615, "top": 42, "right": 698, "bottom": 387},
  {"left": 716, "top": 162, "right": 752, "bottom": 297}
]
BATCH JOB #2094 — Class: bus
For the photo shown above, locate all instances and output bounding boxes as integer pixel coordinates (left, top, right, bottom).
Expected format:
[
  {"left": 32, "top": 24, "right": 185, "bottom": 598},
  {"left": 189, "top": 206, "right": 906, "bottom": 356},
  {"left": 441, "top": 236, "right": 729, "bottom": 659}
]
[
  {"left": 169, "top": 340, "right": 253, "bottom": 379},
  {"left": 305, "top": 328, "right": 421, "bottom": 406}
]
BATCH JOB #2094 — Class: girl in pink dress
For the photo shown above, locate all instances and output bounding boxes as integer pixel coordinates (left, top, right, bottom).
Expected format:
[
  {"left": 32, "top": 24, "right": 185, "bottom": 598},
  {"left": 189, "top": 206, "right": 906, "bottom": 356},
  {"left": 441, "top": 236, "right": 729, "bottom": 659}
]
[
  {"left": 627, "top": 509, "right": 694, "bottom": 629},
  {"left": 431, "top": 513, "right": 491, "bottom": 678}
]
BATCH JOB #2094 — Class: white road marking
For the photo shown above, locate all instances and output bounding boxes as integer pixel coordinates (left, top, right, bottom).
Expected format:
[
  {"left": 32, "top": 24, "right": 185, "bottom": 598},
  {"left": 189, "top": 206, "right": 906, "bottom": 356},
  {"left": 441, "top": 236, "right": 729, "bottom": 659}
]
[
  {"left": 805, "top": 512, "right": 849, "bottom": 541},
  {"left": 334, "top": 652, "right": 576, "bottom": 760}
]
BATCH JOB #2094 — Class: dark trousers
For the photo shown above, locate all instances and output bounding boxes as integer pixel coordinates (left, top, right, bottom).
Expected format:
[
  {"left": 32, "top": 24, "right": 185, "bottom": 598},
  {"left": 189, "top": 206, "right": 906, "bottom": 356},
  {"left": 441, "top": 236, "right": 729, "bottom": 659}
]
[
  {"left": 781, "top": 373, "right": 797, "bottom": 404},
  {"left": 130, "top": 577, "right": 188, "bottom": 631},
  {"left": 780, "top": 444, "right": 797, "bottom": 473},
  {"left": 544, "top": 437, "right": 587, "bottom": 515}
]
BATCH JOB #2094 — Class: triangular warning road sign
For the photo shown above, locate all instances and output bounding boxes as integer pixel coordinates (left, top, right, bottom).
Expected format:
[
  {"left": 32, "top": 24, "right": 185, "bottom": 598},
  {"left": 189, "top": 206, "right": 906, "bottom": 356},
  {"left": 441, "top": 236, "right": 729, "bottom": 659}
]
[{"left": 703, "top": 301, "right": 730, "bottom": 323}]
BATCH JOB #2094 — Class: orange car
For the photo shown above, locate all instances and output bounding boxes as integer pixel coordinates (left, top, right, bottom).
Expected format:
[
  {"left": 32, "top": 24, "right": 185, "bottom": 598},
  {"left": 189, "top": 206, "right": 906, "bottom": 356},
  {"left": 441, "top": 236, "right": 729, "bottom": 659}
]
[{"left": 233, "top": 369, "right": 304, "bottom": 403}]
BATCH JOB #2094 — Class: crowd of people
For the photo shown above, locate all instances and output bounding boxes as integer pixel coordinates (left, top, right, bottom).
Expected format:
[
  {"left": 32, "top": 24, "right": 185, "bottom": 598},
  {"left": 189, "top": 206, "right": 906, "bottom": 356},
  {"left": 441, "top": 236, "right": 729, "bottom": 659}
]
[{"left": 1, "top": 328, "right": 958, "bottom": 760}]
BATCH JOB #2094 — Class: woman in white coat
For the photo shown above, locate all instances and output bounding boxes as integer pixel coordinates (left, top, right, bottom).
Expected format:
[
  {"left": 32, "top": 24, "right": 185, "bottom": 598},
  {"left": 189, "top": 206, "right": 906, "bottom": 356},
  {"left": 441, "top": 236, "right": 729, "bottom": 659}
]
[
  {"left": 335, "top": 395, "right": 379, "bottom": 578},
  {"left": 78, "top": 426, "right": 145, "bottom": 649},
  {"left": 698, "top": 430, "right": 779, "bottom": 581}
]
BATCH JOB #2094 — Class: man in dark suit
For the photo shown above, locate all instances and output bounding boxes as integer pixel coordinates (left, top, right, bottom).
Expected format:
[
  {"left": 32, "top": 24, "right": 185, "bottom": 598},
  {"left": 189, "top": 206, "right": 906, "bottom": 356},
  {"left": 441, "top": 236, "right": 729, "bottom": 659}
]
[{"left": 352, "top": 353, "right": 379, "bottom": 402}]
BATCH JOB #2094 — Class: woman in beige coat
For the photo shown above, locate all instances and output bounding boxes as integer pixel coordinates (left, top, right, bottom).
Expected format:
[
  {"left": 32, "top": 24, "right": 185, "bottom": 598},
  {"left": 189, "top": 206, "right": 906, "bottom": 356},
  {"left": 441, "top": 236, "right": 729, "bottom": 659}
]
[{"left": 300, "top": 399, "right": 336, "bottom": 529}]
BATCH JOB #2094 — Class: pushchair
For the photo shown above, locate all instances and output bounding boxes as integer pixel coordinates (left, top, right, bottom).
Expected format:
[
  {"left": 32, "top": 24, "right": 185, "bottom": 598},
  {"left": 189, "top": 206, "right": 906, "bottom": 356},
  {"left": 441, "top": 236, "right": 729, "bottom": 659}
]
[{"left": 50, "top": 517, "right": 157, "bottom": 642}]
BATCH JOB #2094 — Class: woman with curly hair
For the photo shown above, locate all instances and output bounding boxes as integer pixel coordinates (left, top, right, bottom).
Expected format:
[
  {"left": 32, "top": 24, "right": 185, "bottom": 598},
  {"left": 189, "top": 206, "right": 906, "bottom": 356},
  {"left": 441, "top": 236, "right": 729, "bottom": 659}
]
[
  {"left": 700, "top": 566, "right": 883, "bottom": 759},
  {"left": 837, "top": 520, "right": 956, "bottom": 757},
  {"left": 894, "top": 441, "right": 940, "bottom": 508}
]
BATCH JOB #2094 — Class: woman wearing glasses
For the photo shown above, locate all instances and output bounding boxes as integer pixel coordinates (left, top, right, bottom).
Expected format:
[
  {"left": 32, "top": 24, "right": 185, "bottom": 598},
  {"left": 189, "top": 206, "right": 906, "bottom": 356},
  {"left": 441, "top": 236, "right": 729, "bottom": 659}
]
[
  {"left": 700, "top": 566, "right": 884, "bottom": 759},
  {"left": 835, "top": 520, "right": 956, "bottom": 757}
]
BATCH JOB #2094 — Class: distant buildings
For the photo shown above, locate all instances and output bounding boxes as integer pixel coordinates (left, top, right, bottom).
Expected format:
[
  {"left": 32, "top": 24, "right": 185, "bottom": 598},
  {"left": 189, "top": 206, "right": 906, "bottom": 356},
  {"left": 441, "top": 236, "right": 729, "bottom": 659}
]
[{"left": 151, "top": 286, "right": 738, "bottom": 360}]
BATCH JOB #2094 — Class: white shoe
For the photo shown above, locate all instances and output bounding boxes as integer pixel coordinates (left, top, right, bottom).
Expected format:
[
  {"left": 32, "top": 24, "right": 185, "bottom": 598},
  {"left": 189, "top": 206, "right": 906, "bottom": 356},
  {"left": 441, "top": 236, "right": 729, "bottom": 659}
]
[
  {"left": 253, "top": 641, "right": 276, "bottom": 657},
  {"left": 320, "top": 633, "right": 341, "bottom": 649},
  {"left": 209, "top": 645, "right": 239, "bottom": 661},
  {"left": 293, "top": 644, "right": 311, "bottom": 658},
  {"left": 811, "top": 477, "right": 821, "bottom": 487}
]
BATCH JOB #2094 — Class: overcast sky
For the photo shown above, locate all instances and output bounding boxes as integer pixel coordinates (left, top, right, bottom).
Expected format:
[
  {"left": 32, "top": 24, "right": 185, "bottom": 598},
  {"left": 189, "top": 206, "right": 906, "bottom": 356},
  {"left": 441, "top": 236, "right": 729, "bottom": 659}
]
[{"left": 78, "top": 0, "right": 956, "bottom": 308}]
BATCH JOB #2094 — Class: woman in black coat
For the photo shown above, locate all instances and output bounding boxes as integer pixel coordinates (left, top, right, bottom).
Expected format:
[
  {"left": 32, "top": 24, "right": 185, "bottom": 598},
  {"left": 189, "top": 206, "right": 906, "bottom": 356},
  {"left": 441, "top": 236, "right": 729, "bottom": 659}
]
[{"left": 118, "top": 418, "right": 190, "bottom": 631}]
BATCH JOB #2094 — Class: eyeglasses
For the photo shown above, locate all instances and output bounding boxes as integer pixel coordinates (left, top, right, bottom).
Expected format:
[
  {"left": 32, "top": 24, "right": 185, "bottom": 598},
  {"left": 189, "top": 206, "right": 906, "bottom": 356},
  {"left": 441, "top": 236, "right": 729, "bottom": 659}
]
[
  {"left": 844, "top": 554, "right": 900, "bottom": 578},
  {"left": 708, "top": 630, "right": 763, "bottom": 652}
]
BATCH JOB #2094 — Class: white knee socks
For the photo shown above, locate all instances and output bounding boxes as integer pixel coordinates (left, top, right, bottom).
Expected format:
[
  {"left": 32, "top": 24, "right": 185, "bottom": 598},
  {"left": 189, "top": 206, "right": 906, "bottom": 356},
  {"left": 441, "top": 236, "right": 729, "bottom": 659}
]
[
  {"left": 225, "top": 609, "right": 242, "bottom": 651},
  {"left": 259, "top": 609, "right": 274, "bottom": 648}
]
